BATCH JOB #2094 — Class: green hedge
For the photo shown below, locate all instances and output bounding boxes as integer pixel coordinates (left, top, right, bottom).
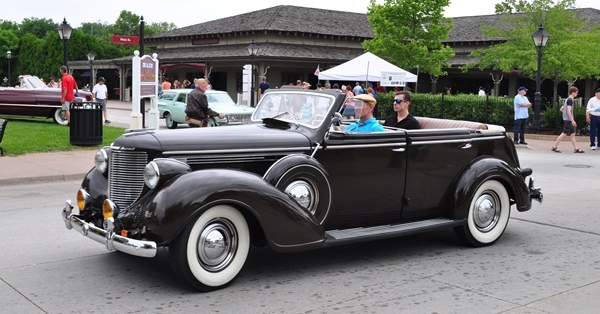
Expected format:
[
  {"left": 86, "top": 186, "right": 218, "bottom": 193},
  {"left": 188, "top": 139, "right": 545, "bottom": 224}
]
[{"left": 376, "top": 92, "right": 589, "bottom": 131}]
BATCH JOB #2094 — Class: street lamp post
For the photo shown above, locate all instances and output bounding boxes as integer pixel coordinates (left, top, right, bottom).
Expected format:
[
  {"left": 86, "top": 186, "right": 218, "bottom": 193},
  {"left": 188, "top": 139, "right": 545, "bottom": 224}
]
[
  {"left": 531, "top": 24, "right": 550, "bottom": 132},
  {"left": 6, "top": 51, "right": 11, "bottom": 86},
  {"left": 87, "top": 51, "right": 95, "bottom": 88},
  {"left": 247, "top": 40, "right": 259, "bottom": 107},
  {"left": 56, "top": 18, "right": 73, "bottom": 69}
]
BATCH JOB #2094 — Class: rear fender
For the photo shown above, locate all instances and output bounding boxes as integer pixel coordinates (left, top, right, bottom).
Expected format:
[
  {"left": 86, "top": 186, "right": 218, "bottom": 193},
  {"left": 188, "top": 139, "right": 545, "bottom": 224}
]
[
  {"left": 146, "top": 169, "right": 325, "bottom": 251},
  {"left": 449, "top": 157, "right": 530, "bottom": 219}
]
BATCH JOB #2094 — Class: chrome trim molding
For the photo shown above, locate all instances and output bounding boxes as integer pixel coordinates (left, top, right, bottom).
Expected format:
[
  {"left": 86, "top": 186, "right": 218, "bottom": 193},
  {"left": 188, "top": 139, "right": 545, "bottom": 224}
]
[
  {"left": 164, "top": 147, "right": 308, "bottom": 155},
  {"left": 326, "top": 142, "right": 407, "bottom": 150}
]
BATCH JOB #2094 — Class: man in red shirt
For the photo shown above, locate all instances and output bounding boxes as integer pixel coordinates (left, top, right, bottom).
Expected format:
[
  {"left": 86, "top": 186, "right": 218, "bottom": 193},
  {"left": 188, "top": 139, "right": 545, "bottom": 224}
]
[{"left": 60, "top": 66, "right": 78, "bottom": 125}]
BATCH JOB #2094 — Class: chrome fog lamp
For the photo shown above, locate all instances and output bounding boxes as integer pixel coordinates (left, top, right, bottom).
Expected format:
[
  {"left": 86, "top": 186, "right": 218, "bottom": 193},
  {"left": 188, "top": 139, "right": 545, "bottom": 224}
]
[
  {"left": 77, "top": 189, "right": 91, "bottom": 210},
  {"left": 94, "top": 149, "right": 108, "bottom": 173},
  {"left": 144, "top": 161, "right": 160, "bottom": 189}
]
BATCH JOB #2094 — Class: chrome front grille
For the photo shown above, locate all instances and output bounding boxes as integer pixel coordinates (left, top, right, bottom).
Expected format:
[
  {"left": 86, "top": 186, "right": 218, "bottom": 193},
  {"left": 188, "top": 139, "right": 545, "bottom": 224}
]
[
  {"left": 227, "top": 114, "right": 251, "bottom": 125},
  {"left": 109, "top": 149, "right": 148, "bottom": 209}
]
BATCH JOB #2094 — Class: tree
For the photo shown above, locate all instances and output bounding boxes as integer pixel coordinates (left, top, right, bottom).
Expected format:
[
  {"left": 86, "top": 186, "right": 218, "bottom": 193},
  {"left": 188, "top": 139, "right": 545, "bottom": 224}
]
[
  {"left": 146, "top": 21, "right": 178, "bottom": 36},
  {"left": 80, "top": 21, "right": 110, "bottom": 38},
  {"left": 0, "top": 20, "right": 19, "bottom": 32},
  {"left": 463, "top": 0, "right": 600, "bottom": 102},
  {"left": 363, "top": 0, "right": 455, "bottom": 77},
  {"left": 18, "top": 17, "right": 57, "bottom": 38},
  {"left": 0, "top": 29, "right": 19, "bottom": 79},
  {"left": 107, "top": 10, "right": 142, "bottom": 36}
]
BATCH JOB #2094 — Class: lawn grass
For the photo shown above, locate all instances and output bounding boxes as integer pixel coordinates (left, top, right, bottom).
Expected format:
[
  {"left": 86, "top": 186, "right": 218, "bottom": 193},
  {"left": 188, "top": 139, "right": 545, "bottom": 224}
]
[{"left": 0, "top": 117, "right": 125, "bottom": 156}]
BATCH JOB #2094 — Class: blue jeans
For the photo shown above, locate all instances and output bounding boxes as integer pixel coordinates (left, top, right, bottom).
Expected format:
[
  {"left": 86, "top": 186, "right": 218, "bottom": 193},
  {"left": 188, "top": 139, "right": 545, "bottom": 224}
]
[
  {"left": 514, "top": 118, "right": 527, "bottom": 143},
  {"left": 590, "top": 116, "right": 600, "bottom": 147}
]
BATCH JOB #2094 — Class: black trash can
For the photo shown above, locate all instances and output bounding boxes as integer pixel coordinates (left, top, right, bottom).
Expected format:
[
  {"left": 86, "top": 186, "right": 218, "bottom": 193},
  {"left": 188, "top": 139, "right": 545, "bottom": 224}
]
[{"left": 70, "top": 102, "right": 103, "bottom": 145}]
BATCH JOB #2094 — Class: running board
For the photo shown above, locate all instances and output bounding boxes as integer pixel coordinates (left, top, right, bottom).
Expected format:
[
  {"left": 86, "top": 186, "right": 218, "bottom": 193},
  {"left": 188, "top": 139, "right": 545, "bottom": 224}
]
[{"left": 324, "top": 218, "right": 465, "bottom": 246}]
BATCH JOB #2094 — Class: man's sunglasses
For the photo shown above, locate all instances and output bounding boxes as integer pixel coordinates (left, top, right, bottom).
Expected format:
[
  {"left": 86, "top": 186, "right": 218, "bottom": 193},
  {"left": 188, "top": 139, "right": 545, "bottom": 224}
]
[{"left": 392, "top": 99, "right": 406, "bottom": 104}]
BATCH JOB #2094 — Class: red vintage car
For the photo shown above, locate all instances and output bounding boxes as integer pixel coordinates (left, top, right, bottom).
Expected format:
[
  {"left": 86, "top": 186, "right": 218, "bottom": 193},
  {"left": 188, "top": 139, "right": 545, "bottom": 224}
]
[{"left": 0, "top": 75, "right": 93, "bottom": 125}]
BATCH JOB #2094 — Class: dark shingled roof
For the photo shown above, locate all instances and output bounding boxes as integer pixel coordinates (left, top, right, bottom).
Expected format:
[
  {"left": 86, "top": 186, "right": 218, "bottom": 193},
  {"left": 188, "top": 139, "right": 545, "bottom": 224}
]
[
  {"left": 147, "top": 6, "right": 600, "bottom": 45},
  {"left": 110, "top": 43, "right": 364, "bottom": 63},
  {"left": 147, "top": 5, "right": 373, "bottom": 40},
  {"left": 446, "top": 8, "right": 600, "bottom": 43}
]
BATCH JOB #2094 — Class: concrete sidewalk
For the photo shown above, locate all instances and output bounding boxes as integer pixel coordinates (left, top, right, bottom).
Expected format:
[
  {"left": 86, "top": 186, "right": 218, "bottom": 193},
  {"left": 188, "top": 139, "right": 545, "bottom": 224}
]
[{"left": 0, "top": 128, "right": 592, "bottom": 186}]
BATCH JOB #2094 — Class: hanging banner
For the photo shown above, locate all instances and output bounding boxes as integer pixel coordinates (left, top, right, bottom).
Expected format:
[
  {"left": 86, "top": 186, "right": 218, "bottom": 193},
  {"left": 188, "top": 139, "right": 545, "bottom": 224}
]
[{"left": 380, "top": 71, "right": 406, "bottom": 87}]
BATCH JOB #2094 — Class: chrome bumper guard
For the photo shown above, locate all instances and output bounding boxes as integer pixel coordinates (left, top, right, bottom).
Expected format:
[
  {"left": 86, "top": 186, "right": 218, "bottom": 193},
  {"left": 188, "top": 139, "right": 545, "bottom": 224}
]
[
  {"left": 61, "top": 200, "right": 157, "bottom": 258},
  {"left": 528, "top": 177, "right": 543, "bottom": 204}
]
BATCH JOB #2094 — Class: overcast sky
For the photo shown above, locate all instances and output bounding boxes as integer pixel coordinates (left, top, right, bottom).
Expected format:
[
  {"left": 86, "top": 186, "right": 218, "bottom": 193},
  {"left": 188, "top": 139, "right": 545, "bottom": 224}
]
[{"left": 1, "top": 0, "right": 600, "bottom": 28}]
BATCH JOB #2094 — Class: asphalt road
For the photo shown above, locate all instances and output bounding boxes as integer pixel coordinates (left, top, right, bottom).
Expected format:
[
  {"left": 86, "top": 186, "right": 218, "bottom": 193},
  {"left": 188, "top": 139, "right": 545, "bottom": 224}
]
[{"left": 0, "top": 148, "right": 599, "bottom": 313}]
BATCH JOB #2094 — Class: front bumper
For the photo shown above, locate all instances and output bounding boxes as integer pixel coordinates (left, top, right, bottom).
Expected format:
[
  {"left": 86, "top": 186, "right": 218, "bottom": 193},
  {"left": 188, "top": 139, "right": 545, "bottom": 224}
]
[{"left": 61, "top": 200, "right": 157, "bottom": 258}]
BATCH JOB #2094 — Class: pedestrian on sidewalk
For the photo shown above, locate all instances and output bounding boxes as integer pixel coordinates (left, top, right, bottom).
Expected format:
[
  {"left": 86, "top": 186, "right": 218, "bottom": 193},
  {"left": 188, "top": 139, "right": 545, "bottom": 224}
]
[
  {"left": 60, "top": 66, "right": 77, "bottom": 125},
  {"left": 585, "top": 88, "right": 600, "bottom": 150},
  {"left": 92, "top": 77, "right": 110, "bottom": 124},
  {"left": 514, "top": 86, "right": 532, "bottom": 145},
  {"left": 552, "top": 86, "right": 584, "bottom": 153}
]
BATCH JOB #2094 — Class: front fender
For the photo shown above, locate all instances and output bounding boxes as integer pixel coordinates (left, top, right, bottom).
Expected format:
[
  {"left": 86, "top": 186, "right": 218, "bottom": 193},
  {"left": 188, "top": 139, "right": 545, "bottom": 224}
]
[
  {"left": 80, "top": 167, "right": 108, "bottom": 208},
  {"left": 450, "top": 157, "right": 530, "bottom": 219},
  {"left": 145, "top": 169, "right": 325, "bottom": 251}
]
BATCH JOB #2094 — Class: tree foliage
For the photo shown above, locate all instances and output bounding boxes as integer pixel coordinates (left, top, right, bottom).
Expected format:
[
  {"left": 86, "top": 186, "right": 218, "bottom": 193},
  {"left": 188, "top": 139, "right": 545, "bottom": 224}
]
[
  {"left": 0, "top": 12, "right": 176, "bottom": 83},
  {"left": 363, "top": 0, "right": 455, "bottom": 76},
  {"left": 18, "top": 17, "right": 57, "bottom": 38},
  {"left": 463, "top": 0, "right": 600, "bottom": 100}
]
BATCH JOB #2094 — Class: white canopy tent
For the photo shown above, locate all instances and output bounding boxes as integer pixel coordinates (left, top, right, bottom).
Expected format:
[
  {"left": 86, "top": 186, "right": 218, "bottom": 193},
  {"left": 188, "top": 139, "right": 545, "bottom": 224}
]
[{"left": 318, "top": 52, "right": 417, "bottom": 83}]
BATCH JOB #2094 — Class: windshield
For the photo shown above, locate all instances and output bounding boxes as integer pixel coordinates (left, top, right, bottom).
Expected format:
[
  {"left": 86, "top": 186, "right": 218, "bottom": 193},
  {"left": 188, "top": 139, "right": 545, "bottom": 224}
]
[
  {"left": 158, "top": 91, "right": 177, "bottom": 100},
  {"left": 207, "top": 92, "right": 236, "bottom": 104},
  {"left": 251, "top": 91, "right": 335, "bottom": 128},
  {"left": 22, "top": 76, "right": 47, "bottom": 89}
]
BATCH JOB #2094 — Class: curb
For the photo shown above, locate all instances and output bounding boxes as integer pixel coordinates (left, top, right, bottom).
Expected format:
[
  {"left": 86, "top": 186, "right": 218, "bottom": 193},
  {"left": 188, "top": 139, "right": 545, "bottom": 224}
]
[{"left": 0, "top": 173, "right": 87, "bottom": 186}]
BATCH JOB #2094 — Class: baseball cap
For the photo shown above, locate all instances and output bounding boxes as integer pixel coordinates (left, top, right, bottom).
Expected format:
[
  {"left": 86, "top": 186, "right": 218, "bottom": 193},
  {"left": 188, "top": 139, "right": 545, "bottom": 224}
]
[
  {"left": 98, "top": 77, "right": 105, "bottom": 82},
  {"left": 518, "top": 86, "right": 528, "bottom": 92}
]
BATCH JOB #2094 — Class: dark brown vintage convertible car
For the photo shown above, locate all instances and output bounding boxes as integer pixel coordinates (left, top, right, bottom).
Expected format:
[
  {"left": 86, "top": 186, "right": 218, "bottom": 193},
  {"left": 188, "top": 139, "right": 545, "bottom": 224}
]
[
  {"left": 62, "top": 88, "right": 542, "bottom": 291},
  {"left": 0, "top": 75, "right": 92, "bottom": 125}
]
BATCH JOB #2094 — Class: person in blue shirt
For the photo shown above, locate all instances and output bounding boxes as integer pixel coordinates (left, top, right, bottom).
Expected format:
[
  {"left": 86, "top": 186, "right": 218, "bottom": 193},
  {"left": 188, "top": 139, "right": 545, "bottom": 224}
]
[
  {"left": 345, "top": 94, "right": 384, "bottom": 133},
  {"left": 513, "top": 86, "right": 532, "bottom": 144}
]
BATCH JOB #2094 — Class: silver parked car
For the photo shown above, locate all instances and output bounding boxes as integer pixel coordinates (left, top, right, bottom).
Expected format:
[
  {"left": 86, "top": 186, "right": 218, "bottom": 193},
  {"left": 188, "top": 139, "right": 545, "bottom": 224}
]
[{"left": 158, "top": 89, "right": 253, "bottom": 128}]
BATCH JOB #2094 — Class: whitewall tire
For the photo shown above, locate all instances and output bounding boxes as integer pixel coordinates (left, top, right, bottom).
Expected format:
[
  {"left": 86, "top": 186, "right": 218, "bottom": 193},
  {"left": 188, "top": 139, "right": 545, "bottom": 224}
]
[{"left": 171, "top": 205, "right": 250, "bottom": 291}]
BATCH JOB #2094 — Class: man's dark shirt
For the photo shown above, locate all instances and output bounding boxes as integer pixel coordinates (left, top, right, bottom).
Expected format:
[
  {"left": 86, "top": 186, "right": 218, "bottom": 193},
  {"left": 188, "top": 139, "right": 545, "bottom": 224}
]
[
  {"left": 259, "top": 81, "right": 270, "bottom": 93},
  {"left": 185, "top": 88, "right": 219, "bottom": 120},
  {"left": 1, "top": 82, "right": 8, "bottom": 87},
  {"left": 383, "top": 113, "right": 421, "bottom": 129}
]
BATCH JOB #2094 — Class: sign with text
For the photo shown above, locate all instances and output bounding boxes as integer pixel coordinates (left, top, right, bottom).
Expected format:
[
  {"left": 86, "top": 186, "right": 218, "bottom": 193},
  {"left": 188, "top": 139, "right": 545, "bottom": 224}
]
[
  {"left": 139, "top": 55, "right": 156, "bottom": 96},
  {"left": 380, "top": 71, "right": 406, "bottom": 87},
  {"left": 111, "top": 35, "right": 140, "bottom": 45},
  {"left": 132, "top": 51, "right": 160, "bottom": 129}
]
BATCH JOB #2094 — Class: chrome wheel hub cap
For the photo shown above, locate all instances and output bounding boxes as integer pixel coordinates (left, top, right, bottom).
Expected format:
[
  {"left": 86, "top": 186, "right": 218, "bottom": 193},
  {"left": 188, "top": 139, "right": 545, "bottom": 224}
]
[
  {"left": 197, "top": 219, "right": 237, "bottom": 272},
  {"left": 285, "top": 180, "right": 316, "bottom": 213},
  {"left": 474, "top": 192, "right": 500, "bottom": 232}
]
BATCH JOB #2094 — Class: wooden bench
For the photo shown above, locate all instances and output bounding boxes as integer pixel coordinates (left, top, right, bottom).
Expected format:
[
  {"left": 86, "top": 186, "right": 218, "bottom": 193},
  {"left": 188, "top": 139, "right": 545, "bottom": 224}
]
[{"left": 0, "top": 119, "right": 7, "bottom": 156}]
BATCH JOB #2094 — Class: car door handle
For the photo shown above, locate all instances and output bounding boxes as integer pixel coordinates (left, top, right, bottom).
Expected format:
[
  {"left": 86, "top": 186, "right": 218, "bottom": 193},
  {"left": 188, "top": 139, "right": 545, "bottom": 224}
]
[
  {"left": 392, "top": 148, "right": 406, "bottom": 152},
  {"left": 460, "top": 143, "right": 472, "bottom": 149}
]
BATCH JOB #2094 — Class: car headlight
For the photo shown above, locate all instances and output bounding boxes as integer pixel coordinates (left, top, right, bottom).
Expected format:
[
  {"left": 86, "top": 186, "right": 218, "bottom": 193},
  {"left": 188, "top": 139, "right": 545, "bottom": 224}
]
[
  {"left": 95, "top": 148, "right": 108, "bottom": 174},
  {"left": 144, "top": 161, "right": 160, "bottom": 189}
]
